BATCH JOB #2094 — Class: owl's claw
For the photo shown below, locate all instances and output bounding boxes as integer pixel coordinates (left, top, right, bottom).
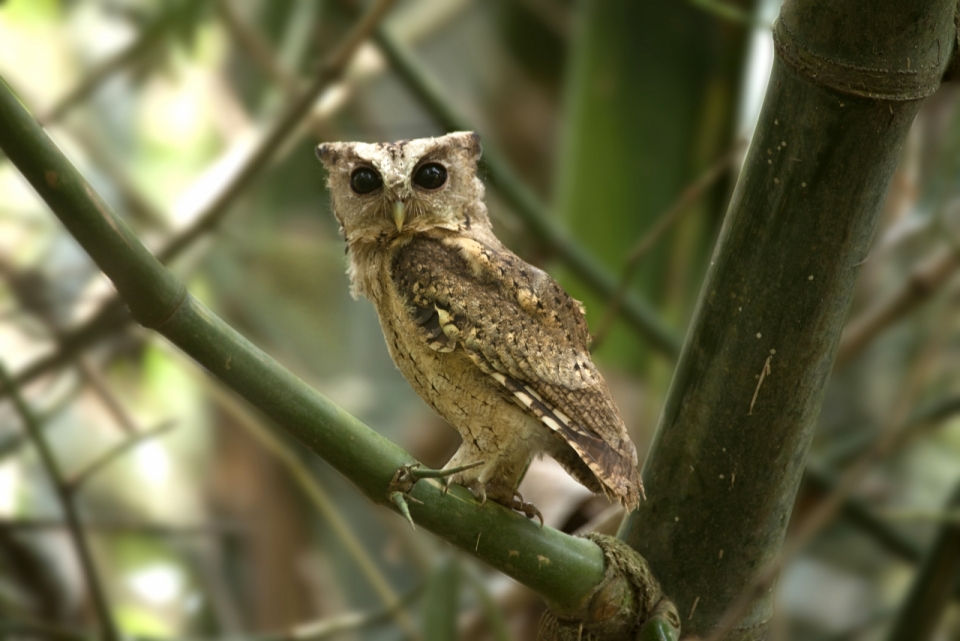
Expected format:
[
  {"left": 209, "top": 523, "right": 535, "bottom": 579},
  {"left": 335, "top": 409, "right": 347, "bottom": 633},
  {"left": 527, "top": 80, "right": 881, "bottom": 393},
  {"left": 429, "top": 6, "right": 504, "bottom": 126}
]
[
  {"left": 465, "top": 480, "right": 487, "bottom": 507},
  {"left": 386, "top": 460, "right": 485, "bottom": 529},
  {"left": 511, "top": 491, "right": 543, "bottom": 528}
]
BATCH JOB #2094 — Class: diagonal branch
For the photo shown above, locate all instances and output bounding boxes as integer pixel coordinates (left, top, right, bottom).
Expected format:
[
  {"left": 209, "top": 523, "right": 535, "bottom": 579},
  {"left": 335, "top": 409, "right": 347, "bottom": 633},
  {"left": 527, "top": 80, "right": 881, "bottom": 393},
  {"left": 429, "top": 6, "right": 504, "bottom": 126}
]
[
  {"left": 836, "top": 245, "right": 960, "bottom": 367},
  {"left": 66, "top": 420, "right": 176, "bottom": 491}
]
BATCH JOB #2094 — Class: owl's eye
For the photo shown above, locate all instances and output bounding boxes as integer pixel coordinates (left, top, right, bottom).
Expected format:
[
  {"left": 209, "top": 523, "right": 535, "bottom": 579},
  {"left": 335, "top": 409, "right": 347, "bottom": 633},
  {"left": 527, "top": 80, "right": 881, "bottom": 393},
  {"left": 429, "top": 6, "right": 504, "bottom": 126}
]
[
  {"left": 413, "top": 163, "right": 447, "bottom": 190},
  {"left": 350, "top": 167, "right": 382, "bottom": 194}
]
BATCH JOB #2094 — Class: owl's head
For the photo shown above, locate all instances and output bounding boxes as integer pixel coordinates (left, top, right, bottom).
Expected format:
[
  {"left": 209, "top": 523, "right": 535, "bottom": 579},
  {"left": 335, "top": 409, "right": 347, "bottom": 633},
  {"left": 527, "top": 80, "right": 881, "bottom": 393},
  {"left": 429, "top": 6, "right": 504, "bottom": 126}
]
[{"left": 316, "top": 132, "right": 488, "bottom": 245}]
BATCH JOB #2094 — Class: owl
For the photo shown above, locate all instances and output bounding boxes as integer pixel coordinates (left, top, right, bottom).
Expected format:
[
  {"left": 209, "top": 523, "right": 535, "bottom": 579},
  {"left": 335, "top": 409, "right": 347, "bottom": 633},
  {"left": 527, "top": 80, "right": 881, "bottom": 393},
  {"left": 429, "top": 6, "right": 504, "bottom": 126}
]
[{"left": 317, "top": 131, "right": 642, "bottom": 519}]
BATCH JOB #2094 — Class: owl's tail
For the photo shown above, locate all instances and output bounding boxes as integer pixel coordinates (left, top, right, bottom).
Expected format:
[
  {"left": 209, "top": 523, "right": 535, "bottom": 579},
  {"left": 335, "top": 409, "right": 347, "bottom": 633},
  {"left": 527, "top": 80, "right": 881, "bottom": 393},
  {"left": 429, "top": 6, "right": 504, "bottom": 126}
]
[{"left": 551, "top": 432, "right": 644, "bottom": 512}]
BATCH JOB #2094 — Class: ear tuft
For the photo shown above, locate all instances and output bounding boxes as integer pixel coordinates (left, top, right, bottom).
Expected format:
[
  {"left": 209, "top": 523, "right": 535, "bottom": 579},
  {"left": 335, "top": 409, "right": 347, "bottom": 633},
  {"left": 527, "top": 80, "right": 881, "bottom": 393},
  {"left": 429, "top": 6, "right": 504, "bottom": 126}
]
[
  {"left": 468, "top": 132, "right": 482, "bottom": 158},
  {"left": 316, "top": 144, "right": 338, "bottom": 167},
  {"left": 450, "top": 131, "right": 481, "bottom": 160}
]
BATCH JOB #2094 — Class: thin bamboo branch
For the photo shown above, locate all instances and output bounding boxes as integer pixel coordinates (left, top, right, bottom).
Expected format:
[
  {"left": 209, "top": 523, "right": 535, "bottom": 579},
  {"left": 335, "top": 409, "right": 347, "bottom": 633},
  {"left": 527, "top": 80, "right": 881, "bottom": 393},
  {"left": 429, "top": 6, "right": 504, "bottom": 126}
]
[
  {"left": 802, "top": 462, "right": 922, "bottom": 562},
  {"left": 158, "top": 0, "right": 394, "bottom": 264},
  {"left": 878, "top": 509, "right": 960, "bottom": 523},
  {"left": 268, "top": 583, "right": 423, "bottom": 641},
  {"left": 835, "top": 245, "right": 960, "bottom": 367},
  {"left": 0, "top": 517, "right": 244, "bottom": 537},
  {"left": 803, "top": 395, "right": 960, "bottom": 578},
  {"left": 373, "top": 27, "right": 683, "bottom": 358},
  {"left": 819, "top": 395, "right": 960, "bottom": 469},
  {"left": 76, "top": 357, "right": 139, "bottom": 435},
  {"left": 65, "top": 126, "right": 171, "bottom": 232},
  {"left": 3, "top": 301, "right": 132, "bottom": 400},
  {"left": 67, "top": 420, "right": 176, "bottom": 491},
  {"left": 0, "top": 363, "right": 120, "bottom": 641},
  {"left": 0, "top": 585, "right": 423, "bottom": 641},
  {"left": 463, "top": 566, "right": 512, "bottom": 641},
  {"left": 422, "top": 558, "right": 461, "bottom": 641},
  {"left": 213, "top": 0, "right": 299, "bottom": 94},
  {"left": 515, "top": 0, "right": 571, "bottom": 38}
]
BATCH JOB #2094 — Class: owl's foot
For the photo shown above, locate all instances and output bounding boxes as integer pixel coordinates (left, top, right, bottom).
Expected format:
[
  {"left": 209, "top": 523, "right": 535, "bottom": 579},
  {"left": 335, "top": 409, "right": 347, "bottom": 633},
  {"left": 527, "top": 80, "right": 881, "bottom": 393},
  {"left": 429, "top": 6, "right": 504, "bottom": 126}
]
[
  {"left": 460, "top": 481, "right": 542, "bottom": 527},
  {"left": 510, "top": 491, "right": 543, "bottom": 528},
  {"left": 387, "top": 461, "right": 485, "bottom": 530}
]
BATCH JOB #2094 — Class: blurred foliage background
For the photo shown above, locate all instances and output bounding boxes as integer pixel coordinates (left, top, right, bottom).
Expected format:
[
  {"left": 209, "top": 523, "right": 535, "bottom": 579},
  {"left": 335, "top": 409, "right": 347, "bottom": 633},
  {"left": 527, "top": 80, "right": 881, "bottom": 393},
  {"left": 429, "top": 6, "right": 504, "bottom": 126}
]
[{"left": 0, "top": 0, "right": 959, "bottom": 639}]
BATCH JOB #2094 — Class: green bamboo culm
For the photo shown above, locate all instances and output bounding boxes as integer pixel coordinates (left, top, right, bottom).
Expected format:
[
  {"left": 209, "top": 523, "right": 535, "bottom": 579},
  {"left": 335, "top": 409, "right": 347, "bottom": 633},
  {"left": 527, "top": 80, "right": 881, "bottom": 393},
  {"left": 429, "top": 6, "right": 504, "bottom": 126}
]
[
  {"left": 0, "top": 77, "right": 608, "bottom": 615},
  {"left": 619, "top": 0, "right": 958, "bottom": 638}
]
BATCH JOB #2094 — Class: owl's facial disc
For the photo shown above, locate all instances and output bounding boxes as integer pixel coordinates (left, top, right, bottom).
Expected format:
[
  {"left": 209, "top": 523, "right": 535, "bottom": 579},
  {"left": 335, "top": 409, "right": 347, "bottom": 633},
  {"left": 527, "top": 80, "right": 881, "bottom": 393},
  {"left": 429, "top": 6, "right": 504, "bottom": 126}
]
[{"left": 318, "top": 132, "right": 484, "bottom": 241}]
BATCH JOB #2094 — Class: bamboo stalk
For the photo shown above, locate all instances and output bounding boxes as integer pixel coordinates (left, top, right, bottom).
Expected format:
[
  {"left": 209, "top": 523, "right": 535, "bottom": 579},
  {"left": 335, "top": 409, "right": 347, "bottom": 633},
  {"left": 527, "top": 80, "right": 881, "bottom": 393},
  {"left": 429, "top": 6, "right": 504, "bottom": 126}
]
[{"left": 618, "top": 0, "right": 957, "bottom": 638}]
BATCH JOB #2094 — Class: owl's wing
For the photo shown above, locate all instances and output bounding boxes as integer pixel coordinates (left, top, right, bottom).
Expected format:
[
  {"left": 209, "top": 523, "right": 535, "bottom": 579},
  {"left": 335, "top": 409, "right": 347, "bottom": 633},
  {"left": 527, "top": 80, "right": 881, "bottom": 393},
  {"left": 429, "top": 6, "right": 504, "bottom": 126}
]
[{"left": 392, "top": 234, "right": 641, "bottom": 508}]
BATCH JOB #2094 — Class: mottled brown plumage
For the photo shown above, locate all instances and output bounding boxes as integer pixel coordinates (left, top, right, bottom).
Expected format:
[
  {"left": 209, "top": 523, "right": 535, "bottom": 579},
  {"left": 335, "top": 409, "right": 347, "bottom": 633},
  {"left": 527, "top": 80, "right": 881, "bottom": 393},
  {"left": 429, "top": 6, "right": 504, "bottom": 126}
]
[{"left": 317, "top": 132, "right": 642, "bottom": 514}]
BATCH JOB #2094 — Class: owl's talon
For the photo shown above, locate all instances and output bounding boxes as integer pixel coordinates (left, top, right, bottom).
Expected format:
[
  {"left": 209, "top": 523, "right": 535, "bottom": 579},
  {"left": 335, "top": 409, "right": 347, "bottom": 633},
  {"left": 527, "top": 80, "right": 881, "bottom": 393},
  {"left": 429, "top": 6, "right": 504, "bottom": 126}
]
[
  {"left": 511, "top": 493, "right": 543, "bottom": 527},
  {"left": 464, "top": 480, "right": 487, "bottom": 507}
]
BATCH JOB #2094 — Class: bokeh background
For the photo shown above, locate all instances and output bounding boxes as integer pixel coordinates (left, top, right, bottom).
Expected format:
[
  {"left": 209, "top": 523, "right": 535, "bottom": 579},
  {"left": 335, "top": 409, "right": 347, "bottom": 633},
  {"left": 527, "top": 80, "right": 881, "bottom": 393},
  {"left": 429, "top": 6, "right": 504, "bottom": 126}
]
[{"left": 1, "top": 0, "right": 959, "bottom": 639}]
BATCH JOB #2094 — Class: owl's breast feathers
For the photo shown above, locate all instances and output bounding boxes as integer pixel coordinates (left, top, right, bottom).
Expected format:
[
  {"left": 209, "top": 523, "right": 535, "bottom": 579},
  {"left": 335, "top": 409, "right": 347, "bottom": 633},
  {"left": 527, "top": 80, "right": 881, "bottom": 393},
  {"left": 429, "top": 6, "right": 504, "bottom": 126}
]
[{"left": 389, "top": 231, "right": 642, "bottom": 509}]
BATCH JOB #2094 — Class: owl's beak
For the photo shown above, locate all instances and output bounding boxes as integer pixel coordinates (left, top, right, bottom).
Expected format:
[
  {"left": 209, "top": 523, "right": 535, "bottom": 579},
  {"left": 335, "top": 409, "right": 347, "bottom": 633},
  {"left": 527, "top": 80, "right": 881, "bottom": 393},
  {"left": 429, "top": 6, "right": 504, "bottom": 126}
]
[{"left": 392, "top": 201, "right": 407, "bottom": 232}]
